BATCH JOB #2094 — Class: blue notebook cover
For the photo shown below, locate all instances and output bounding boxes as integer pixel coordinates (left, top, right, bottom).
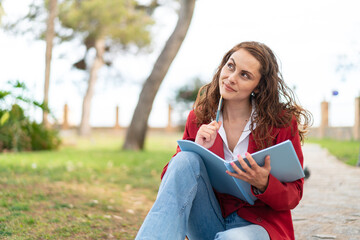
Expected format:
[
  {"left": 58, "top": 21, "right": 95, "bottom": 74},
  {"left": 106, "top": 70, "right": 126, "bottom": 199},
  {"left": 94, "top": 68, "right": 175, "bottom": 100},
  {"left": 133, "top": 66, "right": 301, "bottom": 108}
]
[{"left": 177, "top": 140, "right": 305, "bottom": 205}]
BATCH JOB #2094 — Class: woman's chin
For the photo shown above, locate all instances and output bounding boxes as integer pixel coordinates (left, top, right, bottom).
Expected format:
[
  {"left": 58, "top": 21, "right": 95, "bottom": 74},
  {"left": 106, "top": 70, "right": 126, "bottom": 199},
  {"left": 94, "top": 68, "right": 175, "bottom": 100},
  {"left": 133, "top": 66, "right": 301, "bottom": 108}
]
[{"left": 220, "top": 91, "right": 234, "bottom": 99}]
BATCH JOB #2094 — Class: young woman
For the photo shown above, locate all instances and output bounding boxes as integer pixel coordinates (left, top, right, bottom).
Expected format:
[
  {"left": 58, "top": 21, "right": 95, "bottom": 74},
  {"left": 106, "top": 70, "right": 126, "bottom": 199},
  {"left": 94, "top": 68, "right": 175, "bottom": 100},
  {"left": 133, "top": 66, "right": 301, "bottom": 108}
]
[{"left": 135, "top": 41, "right": 312, "bottom": 240}]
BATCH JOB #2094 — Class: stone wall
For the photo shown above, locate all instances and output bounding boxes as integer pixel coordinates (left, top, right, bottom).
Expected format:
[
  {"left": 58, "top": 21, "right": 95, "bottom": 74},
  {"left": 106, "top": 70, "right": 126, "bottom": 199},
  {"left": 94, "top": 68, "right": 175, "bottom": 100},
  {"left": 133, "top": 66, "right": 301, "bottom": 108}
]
[
  {"left": 307, "top": 127, "right": 354, "bottom": 140},
  {"left": 59, "top": 97, "right": 360, "bottom": 141},
  {"left": 312, "top": 97, "right": 360, "bottom": 140}
]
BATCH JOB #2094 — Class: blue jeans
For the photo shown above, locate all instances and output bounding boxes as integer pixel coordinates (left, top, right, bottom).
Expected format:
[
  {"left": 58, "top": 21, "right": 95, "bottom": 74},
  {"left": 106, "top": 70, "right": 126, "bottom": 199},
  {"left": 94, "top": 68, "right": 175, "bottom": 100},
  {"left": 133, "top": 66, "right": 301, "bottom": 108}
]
[{"left": 135, "top": 151, "right": 270, "bottom": 240}]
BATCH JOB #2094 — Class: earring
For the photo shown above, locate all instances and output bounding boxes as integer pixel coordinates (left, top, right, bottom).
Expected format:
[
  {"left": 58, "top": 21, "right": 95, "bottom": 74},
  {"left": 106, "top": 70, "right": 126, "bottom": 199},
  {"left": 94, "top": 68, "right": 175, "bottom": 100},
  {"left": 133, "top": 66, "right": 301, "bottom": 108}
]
[{"left": 251, "top": 92, "right": 255, "bottom": 97}]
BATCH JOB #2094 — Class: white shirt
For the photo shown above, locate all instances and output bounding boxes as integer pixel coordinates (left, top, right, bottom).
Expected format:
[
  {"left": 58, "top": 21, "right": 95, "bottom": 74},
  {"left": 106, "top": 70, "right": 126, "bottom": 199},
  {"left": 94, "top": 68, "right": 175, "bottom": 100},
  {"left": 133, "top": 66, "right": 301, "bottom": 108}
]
[{"left": 218, "top": 103, "right": 256, "bottom": 162}]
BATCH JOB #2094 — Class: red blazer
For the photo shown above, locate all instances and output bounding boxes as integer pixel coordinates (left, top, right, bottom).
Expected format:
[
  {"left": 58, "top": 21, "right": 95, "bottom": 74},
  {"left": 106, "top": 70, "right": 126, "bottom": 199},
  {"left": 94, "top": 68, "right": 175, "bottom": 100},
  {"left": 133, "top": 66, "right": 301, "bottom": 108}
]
[{"left": 161, "top": 110, "right": 304, "bottom": 240}]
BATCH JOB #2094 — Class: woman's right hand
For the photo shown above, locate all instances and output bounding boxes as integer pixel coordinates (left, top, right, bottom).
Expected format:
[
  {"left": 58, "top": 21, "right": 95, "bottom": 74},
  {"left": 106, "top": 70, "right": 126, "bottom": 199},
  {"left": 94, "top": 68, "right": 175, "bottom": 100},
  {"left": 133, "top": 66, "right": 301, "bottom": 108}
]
[{"left": 195, "top": 121, "right": 222, "bottom": 149}]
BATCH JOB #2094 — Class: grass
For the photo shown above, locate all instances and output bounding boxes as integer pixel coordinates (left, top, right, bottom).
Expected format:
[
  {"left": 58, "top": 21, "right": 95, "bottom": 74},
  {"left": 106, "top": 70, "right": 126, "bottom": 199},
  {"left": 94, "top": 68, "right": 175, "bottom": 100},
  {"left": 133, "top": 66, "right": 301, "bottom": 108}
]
[
  {"left": 306, "top": 138, "right": 360, "bottom": 166},
  {"left": 0, "top": 130, "right": 182, "bottom": 239},
  {"left": 3, "top": 129, "right": 357, "bottom": 239}
]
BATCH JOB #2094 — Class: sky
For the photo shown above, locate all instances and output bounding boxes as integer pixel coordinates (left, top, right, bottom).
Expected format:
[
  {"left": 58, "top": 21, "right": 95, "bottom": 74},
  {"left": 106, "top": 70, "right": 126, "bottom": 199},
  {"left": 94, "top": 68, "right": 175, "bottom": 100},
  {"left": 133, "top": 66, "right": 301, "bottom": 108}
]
[{"left": 1, "top": 0, "right": 360, "bottom": 128}]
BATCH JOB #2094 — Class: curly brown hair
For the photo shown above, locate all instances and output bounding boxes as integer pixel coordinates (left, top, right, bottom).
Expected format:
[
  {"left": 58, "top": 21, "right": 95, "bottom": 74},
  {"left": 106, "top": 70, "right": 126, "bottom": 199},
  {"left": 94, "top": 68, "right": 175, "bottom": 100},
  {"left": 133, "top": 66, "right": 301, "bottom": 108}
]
[{"left": 193, "top": 41, "right": 312, "bottom": 150}]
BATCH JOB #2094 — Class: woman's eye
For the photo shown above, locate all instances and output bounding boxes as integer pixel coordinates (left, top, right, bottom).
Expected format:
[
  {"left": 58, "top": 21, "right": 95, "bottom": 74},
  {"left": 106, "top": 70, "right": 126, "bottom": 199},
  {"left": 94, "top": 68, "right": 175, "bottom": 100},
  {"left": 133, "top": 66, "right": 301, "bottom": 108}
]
[
  {"left": 241, "top": 72, "right": 250, "bottom": 79},
  {"left": 227, "top": 63, "right": 234, "bottom": 70}
]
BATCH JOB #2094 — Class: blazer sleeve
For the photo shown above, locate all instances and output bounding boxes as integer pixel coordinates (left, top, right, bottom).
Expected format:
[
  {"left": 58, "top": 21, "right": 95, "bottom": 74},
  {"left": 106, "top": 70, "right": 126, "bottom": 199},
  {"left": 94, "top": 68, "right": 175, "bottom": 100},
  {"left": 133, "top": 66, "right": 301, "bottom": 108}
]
[
  {"left": 251, "top": 117, "right": 304, "bottom": 211},
  {"left": 160, "top": 110, "right": 197, "bottom": 180}
]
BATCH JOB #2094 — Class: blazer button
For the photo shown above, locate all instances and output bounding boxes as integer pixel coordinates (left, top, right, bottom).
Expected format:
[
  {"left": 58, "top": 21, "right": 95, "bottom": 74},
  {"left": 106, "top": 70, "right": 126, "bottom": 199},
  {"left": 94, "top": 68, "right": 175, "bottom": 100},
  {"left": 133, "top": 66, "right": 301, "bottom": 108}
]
[{"left": 256, "top": 217, "right": 263, "bottom": 222}]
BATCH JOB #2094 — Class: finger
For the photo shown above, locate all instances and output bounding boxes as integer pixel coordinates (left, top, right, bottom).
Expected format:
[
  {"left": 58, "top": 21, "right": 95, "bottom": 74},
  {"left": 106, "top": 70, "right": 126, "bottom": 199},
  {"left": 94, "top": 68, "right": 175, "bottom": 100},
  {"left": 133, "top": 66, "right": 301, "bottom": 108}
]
[
  {"left": 216, "top": 121, "right": 222, "bottom": 130},
  {"left": 205, "top": 124, "right": 219, "bottom": 135},
  {"left": 201, "top": 122, "right": 216, "bottom": 129},
  {"left": 236, "top": 155, "right": 254, "bottom": 176},
  {"left": 209, "top": 120, "right": 218, "bottom": 126},
  {"left": 199, "top": 131, "right": 211, "bottom": 142},
  {"left": 225, "top": 170, "right": 246, "bottom": 181},
  {"left": 264, "top": 155, "right": 271, "bottom": 171},
  {"left": 201, "top": 127, "right": 217, "bottom": 139},
  {"left": 209, "top": 120, "right": 217, "bottom": 126},
  {"left": 230, "top": 160, "right": 247, "bottom": 175},
  {"left": 205, "top": 124, "right": 217, "bottom": 132},
  {"left": 210, "top": 121, "right": 222, "bottom": 130},
  {"left": 244, "top": 152, "right": 259, "bottom": 169},
  {"left": 200, "top": 123, "right": 217, "bottom": 133}
]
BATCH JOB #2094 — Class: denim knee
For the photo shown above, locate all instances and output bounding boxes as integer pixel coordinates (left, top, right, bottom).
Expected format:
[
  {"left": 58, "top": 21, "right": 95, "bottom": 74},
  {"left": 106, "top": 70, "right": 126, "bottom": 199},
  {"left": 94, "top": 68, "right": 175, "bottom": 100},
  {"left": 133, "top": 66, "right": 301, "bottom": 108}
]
[
  {"left": 214, "top": 225, "right": 270, "bottom": 240},
  {"left": 168, "top": 151, "right": 202, "bottom": 176}
]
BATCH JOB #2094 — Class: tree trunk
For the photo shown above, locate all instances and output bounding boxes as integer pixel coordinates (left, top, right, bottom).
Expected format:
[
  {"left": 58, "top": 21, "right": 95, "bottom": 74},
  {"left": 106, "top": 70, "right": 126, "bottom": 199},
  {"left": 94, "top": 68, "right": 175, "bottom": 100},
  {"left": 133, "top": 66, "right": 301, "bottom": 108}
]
[
  {"left": 79, "top": 38, "right": 105, "bottom": 136},
  {"left": 43, "top": 0, "right": 57, "bottom": 127},
  {"left": 123, "top": 0, "right": 196, "bottom": 150}
]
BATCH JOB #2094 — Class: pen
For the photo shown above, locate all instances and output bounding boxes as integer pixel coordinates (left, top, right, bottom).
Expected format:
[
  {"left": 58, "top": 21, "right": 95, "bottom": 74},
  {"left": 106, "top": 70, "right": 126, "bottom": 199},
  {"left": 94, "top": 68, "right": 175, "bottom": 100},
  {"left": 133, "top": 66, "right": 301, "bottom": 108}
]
[{"left": 215, "top": 95, "right": 223, "bottom": 122}]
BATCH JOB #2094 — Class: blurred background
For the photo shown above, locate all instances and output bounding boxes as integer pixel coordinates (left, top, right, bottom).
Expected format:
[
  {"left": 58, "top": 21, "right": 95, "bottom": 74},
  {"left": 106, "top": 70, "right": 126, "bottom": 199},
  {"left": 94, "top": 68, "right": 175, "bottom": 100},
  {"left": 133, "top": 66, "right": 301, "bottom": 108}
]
[{"left": 1, "top": 0, "right": 359, "bottom": 131}]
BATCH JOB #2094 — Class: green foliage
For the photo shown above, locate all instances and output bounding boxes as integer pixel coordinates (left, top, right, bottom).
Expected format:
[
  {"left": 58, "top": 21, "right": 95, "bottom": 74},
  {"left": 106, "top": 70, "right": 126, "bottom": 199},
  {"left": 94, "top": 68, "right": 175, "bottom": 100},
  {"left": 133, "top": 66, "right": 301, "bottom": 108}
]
[
  {"left": 28, "top": 121, "right": 61, "bottom": 150},
  {"left": 306, "top": 138, "right": 360, "bottom": 166},
  {"left": 0, "top": 81, "right": 61, "bottom": 152},
  {"left": 5, "top": 0, "right": 155, "bottom": 65},
  {"left": 0, "top": 104, "right": 32, "bottom": 151},
  {"left": 57, "top": 0, "right": 155, "bottom": 73},
  {"left": 58, "top": 0, "right": 153, "bottom": 47},
  {"left": 173, "top": 77, "right": 205, "bottom": 128},
  {"left": 175, "top": 77, "right": 205, "bottom": 104}
]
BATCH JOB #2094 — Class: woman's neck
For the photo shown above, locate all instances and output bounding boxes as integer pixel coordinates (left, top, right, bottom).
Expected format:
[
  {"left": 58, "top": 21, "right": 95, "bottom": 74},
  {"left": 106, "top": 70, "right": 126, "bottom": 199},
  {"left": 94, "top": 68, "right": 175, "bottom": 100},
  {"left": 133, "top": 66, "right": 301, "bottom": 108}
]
[{"left": 223, "top": 99, "right": 252, "bottom": 122}]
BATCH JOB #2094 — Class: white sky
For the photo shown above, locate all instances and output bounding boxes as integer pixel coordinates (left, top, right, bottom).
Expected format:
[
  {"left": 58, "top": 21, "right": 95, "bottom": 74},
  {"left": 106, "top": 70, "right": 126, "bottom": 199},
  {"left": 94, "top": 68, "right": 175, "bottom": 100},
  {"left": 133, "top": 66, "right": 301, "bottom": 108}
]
[{"left": 1, "top": 0, "right": 360, "bottom": 128}]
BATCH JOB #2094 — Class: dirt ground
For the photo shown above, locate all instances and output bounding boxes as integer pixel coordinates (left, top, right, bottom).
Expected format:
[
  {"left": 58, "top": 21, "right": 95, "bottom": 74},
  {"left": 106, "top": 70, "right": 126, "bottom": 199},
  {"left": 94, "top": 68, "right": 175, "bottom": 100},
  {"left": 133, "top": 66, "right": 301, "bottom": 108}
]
[{"left": 292, "top": 144, "right": 360, "bottom": 240}]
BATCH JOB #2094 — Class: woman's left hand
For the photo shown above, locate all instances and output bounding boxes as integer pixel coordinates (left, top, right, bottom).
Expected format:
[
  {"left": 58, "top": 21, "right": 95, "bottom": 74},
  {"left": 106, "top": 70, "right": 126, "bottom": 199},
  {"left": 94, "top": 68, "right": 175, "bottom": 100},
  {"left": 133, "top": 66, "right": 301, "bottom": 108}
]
[{"left": 226, "top": 152, "right": 271, "bottom": 193}]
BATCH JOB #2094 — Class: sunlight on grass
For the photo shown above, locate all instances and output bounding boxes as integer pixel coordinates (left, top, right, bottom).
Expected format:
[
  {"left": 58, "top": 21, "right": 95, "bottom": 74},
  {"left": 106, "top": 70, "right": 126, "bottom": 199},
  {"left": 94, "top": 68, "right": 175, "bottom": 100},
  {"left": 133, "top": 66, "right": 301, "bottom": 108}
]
[
  {"left": 0, "top": 130, "right": 183, "bottom": 239},
  {"left": 306, "top": 138, "right": 360, "bottom": 166}
]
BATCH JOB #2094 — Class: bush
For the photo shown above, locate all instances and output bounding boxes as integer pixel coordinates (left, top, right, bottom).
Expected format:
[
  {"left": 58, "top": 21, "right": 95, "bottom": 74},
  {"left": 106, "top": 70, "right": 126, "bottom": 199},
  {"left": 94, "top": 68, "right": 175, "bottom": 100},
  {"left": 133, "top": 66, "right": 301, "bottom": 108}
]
[
  {"left": 28, "top": 121, "right": 61, "bottom": 151},
  {"left": 0, "top": 81, "right": 61, "bottom": 152},
  {"left": 0, "top": 104, "right": 32, "bottom": 152}
]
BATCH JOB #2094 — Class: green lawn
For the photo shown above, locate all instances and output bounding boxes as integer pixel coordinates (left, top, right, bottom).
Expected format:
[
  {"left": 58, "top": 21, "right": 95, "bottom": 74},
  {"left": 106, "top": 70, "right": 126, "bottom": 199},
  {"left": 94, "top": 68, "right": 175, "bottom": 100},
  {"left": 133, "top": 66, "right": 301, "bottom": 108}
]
[
  {"left": 4, "top": 130, "right": 358, "bottom": 239},
  {"left": 0, "top": 131, "right": 182, "bottom": 239},
  {"left": 306, "top": 138, "right": 360, "bottom": 166}
]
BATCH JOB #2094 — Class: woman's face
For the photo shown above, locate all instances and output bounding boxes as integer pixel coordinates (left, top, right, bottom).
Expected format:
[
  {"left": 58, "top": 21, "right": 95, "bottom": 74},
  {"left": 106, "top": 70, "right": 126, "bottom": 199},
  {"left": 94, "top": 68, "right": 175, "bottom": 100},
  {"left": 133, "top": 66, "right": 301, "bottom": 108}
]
[{"left": 219, "top": 48, "right": 261, "bottom": 102}]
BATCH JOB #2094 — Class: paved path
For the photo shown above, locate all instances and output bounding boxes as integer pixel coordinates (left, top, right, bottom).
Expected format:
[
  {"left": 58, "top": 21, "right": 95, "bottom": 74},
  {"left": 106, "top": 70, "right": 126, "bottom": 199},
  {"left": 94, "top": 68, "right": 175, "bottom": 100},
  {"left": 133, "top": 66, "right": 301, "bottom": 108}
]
[{"left": 292, "top": 144, "right": 360, "bottom": 240}]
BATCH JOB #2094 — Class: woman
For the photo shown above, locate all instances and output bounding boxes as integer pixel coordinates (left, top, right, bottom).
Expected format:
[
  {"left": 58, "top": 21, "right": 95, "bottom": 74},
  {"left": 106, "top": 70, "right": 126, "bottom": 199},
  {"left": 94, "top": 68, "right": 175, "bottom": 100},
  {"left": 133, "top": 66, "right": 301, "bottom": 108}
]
[{"left": 136, "top": 41, "right": 312, "bottom": 240}]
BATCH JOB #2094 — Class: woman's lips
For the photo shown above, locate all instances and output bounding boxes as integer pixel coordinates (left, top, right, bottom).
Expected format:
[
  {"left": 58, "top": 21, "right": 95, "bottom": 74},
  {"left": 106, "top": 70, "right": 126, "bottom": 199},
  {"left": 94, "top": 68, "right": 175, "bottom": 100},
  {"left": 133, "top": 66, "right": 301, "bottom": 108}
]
[{"left": 223, "top": 83, "right": 236, "bottom": 92}]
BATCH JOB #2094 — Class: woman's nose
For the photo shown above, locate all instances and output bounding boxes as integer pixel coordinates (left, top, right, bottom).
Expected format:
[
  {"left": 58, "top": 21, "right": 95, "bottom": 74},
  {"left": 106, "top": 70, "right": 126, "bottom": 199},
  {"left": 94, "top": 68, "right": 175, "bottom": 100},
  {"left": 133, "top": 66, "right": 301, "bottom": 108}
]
[{"left": 228, "top": 73, "right": 238, "bottom": 84}]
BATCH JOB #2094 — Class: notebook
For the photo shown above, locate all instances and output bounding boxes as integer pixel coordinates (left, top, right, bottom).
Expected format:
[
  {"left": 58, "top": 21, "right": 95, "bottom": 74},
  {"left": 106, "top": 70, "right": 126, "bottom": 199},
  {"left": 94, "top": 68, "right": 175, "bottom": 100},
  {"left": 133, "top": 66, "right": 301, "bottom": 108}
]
[{"left": 177, "top": 140, "right": 305, "bottom": 205}]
